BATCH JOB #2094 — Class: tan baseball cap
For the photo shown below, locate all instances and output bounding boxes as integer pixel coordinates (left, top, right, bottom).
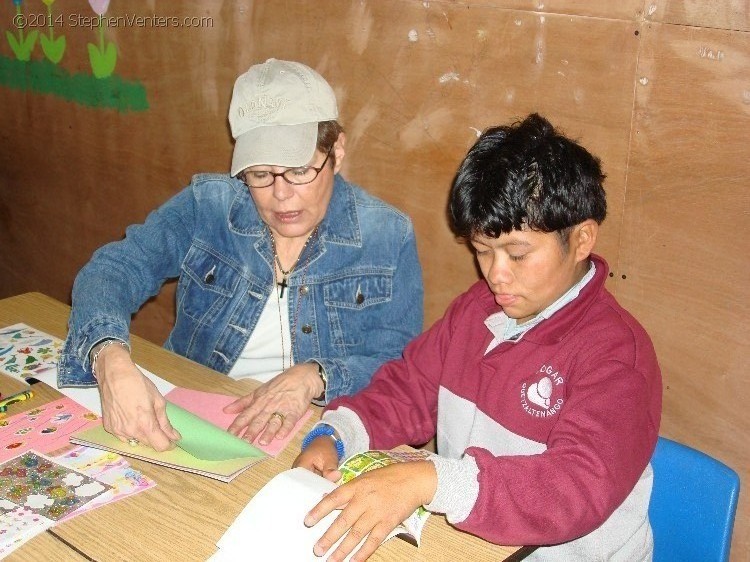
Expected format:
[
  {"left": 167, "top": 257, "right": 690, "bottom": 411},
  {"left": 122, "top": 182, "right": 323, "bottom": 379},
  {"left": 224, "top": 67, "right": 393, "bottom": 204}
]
[{"left": 229, "top": 58, "right": 338, "bottom": 176}]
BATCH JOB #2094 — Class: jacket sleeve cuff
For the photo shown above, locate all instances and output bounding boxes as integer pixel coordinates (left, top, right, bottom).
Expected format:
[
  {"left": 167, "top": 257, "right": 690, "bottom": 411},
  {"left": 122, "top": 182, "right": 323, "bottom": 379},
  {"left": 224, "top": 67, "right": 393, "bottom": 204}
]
[
  {"left": 320, "top": 407, "right": 370, "bottom": 459},
  {"left": 308, "top": 358, "right": 330, "bottom": 407},
  {"left": 317, "top": 358, "right": 348, "bottom": 403},
  {"left": 58, "top": 316, "right": 130, "bottom": 387},
  {"left": 425, "top": 454, "right": 480, "bottom": 524}
]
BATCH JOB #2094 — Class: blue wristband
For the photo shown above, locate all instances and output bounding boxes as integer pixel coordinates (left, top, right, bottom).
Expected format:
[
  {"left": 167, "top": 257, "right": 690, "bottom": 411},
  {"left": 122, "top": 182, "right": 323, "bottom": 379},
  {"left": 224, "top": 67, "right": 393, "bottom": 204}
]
[{"left": 301, "top": 424, "right": 345, "bottom": 462}]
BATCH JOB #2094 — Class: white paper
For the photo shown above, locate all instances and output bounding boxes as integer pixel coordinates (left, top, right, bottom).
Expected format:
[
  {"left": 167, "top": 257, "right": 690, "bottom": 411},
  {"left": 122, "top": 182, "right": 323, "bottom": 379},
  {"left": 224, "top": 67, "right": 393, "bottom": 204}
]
[
  {"left": 214, "top": 468, "right": 365, "bottom": 561},
  {"left": 34, "top": 366, "right": 175, "bottom": 416}
]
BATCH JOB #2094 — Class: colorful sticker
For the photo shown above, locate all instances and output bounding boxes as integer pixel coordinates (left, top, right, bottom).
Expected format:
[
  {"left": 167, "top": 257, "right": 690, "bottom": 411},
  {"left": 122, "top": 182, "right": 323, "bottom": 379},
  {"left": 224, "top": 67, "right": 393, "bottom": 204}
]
[
  {"left": 0, "top": 396, "right": 99, "bottom": 463},
  {"left": 50, "top": 446, "right": 157, "bottom": 520},
  {"left": 337, "top": 449, "right": 433, "bottom": 541},
  {"left": 0, "top": 451, "right": 112, "bottom": 521},
  {"left": 0, "top": 324, "right": 63, "bottom": 379},
  {"left": 0, "top": 503, "right": 54, "bottom": 557}
]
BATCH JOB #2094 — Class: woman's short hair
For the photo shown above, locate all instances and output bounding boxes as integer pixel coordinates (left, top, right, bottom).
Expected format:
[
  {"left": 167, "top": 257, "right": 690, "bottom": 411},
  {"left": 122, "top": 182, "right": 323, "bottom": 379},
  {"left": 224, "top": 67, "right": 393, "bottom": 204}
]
[
  {"left": 317, "top": 121, "right": 344, "bottom": 167},
  {"left": 449, "top": 113, "right": 607, "bottom": 239}
]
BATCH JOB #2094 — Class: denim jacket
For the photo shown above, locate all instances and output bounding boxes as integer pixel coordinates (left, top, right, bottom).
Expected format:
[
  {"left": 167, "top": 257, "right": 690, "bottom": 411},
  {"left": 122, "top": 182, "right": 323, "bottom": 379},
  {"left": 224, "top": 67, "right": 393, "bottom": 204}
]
[{"left": 58, "top": 174, "right": 424, "bottom": 403}]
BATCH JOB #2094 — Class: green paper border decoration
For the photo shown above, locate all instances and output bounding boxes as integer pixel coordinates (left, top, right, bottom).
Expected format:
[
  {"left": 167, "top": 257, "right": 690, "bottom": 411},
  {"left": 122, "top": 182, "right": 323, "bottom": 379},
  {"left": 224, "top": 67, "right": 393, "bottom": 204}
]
[
  {"left": 0, "top": 55, "right": 148, "bottom": 111},
  {"left": 2, "top": 0, "right": 148, "bottom": 112}
]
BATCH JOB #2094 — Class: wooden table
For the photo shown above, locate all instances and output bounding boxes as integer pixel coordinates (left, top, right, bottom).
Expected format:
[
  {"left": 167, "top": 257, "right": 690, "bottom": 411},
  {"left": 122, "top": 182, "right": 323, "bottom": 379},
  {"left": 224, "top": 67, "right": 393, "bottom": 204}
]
[{"left": 1, "top": 293, "right": 533, "bottom": 561}]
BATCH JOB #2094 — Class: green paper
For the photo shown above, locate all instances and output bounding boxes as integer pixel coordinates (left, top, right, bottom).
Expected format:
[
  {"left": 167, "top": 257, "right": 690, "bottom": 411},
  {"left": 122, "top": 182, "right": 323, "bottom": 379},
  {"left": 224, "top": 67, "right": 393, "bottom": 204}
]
[
  {"left": 165, "top": 402, "right": 261, "bottom": 461},
  {"left": 69, "top": 401, "right": 266, "bottom": 482}
]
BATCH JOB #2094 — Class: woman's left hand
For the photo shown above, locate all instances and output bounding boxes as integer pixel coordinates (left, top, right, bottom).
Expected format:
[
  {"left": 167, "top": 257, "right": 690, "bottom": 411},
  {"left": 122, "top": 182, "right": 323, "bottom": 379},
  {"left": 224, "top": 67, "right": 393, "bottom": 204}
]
[
  {"left": 224, "top": 362, "right": 322, "bottom": 445},
  {"left": 304, "top": 461, "right": 437, "bottom": 562}
]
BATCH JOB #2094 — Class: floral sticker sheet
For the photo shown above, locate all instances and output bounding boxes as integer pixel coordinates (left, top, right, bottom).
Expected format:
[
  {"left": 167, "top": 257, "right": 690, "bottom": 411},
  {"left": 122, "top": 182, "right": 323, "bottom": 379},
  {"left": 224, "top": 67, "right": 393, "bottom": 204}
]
[
  {"left": 0, "top": 324, "right": 63, "bottom": 379},
  {"left": 0, "top": 451, "right": 113, "bottom": 521}
]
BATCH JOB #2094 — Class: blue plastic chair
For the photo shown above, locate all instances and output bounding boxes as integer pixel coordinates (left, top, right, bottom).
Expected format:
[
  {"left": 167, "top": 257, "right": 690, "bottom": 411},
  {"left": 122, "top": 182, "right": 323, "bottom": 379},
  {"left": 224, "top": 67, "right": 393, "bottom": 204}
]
[{"left": 649, "top": 436, "right": 740, "bottom": 562}]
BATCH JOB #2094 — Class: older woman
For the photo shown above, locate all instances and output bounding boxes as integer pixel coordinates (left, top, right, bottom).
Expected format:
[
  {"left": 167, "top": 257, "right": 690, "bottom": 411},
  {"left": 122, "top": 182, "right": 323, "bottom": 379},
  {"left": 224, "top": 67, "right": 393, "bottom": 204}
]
[{"left": 58, "top": 59, "right": 423, "bottom": 451}]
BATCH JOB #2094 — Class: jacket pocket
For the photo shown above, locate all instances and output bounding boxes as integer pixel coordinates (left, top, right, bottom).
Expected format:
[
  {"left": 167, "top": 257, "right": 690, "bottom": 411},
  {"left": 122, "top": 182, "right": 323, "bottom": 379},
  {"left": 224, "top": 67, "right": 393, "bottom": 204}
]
[
  {"left": 323, "top": 272, "right": 393, "bottom": 309},
  {"left": 178, "top": 245, "right": 241, "bottom": 322},
  {"left": 323, "top": 272, "right": 393, "bottom": 348}
]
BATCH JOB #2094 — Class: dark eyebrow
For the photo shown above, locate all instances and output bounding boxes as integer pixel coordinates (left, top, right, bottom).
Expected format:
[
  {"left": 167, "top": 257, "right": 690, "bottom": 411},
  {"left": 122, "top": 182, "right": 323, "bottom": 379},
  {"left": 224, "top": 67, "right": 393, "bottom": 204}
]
[
  {"left": 470, "top": 237, "right": 531, "bottom": 248},
  {"left": 500, "top": 240, "right": 531, "bottom": 247}
]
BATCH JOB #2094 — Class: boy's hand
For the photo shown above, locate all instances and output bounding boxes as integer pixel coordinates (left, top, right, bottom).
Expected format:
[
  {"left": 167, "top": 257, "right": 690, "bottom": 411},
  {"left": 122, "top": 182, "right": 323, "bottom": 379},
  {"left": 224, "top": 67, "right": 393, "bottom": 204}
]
[
  {"left": 293, "top": 436, "right": 341, "bottom": 482},
  {"left": 304, "top": 460, "right": 437, "bottom": 562}
]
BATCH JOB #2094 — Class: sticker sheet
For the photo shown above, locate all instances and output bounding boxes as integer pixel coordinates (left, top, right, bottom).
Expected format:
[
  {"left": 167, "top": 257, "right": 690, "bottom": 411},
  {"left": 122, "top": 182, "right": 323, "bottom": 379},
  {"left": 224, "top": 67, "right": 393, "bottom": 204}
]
[
  {"left": 337, "top": 450, "right": 433, "bottom": 546},
  {"left": 0, "top": 395, "right": 156, "bottom": 522},
  {"left": 338, "top": 450, "right": 432, "bottom": 483},
  {"left": 51, "top": 446, "right": 156, "bottom": 519},
  {"left": 0, "top": 451, "right": 113, "bottom": 521},
  {"left": 0, "top": 324, "right": 63, "bottom": 379},
  {"left": 0, "top": 499, "right": 54, "bottom": 557},
  {"left": 0, "top": 396, "right": 100, "bottom": 463}
]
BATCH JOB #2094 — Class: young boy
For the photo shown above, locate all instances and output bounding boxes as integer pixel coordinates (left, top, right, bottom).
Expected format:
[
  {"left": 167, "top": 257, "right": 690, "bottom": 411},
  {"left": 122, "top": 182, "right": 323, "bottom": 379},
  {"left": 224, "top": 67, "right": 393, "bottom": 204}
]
[{"left": 294, "top": 114, "right": 662, "bottom": 562}]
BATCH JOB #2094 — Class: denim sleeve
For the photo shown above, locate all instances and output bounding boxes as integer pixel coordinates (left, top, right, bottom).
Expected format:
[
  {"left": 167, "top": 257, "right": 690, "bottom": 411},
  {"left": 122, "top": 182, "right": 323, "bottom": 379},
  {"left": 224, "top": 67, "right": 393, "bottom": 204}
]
[
  {"left": 58, "top": 185, "right": 198, "bottom": 387},
  {"left": 314, "top": 221, "right": 424, "bottom": 402}
]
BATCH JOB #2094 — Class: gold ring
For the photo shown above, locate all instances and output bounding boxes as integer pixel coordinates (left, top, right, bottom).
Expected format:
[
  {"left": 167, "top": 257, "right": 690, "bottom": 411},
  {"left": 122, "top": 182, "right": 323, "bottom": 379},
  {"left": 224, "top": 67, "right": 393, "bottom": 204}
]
[
  {"left": 269, "top": 412, "right": 286, "bottom": 424},
  {"left": 127, "top": 438, "right": 140, "bottom": 447}
]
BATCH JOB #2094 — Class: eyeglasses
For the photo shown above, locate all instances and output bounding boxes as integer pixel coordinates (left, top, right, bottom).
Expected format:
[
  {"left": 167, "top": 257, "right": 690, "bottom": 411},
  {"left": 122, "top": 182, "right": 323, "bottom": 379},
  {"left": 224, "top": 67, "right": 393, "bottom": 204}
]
[{"left": 238, "top": 147, "right": 332, "bottom": 189}]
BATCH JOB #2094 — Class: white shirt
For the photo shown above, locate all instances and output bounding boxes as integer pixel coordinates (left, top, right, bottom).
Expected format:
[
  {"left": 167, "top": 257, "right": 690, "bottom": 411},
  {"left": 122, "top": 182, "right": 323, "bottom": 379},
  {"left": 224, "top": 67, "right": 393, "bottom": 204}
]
[{"left": 227, "top": 285, "right": 293, "bottom": 382}]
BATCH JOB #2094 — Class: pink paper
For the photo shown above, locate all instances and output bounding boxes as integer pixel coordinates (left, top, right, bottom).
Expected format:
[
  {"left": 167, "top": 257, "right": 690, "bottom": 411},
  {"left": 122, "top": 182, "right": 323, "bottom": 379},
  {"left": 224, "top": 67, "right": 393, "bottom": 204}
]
[
  {"left": 164, "top": 387, "right": 312, "bottom": 457},
  {"left": 53, "top": 445, "right": 157, "bottom": 521},
  {"left": 0, "top": 397, "right": 100, "bottom": 462}
]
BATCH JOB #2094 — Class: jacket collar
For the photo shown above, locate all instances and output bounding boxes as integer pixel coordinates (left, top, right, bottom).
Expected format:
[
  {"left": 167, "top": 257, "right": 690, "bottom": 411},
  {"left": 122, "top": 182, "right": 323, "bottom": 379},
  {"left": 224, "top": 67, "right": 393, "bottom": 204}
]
[{"left": 227, "top": 175, "right": 362, "bottom": 247}]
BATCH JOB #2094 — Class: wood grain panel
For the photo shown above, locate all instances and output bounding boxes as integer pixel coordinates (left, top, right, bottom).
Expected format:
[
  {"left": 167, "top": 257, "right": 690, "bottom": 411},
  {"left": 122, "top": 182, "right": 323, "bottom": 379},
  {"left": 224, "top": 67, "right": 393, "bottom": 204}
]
[
  {"left": 233, "top": 1, "right": 639, "bottom": 324},
  {"left": 0, "top": 0, "right": 236, "bottom": 343},
  {"left": 620, "top": 22, "right": 750, "bottom": 560},
  {"left": 649, "top": 0, "right": 750, "bottom": 32},
  {"left": 0, "top": 2, "right": 747, "bottom": 559},
  {"left": 0, "top": 0, "right": 639, "bottom": 335},
  {"left": 414, "top": 0, "right": 644, "bottom": 20},
  {"left": 5, "top": 532, "right": 89, "bottom": 562}
]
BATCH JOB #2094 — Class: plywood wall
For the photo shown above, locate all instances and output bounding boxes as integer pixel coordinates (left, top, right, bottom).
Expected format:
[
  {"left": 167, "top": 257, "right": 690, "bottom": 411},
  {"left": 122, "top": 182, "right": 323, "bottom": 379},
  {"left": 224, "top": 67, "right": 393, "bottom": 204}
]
[
  {"left": 618, "top": 18, "right": 749, "bottom": 560},
  {"left": 0, "top": 1, "right": 747, "bottom": 559}
]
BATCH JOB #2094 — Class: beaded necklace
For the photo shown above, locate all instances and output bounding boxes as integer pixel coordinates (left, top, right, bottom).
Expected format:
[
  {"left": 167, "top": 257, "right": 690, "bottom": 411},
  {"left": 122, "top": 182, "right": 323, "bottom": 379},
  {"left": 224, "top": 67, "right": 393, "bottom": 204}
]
[{"left": 269, "top": 226, "right": 317, "bottom": 298}]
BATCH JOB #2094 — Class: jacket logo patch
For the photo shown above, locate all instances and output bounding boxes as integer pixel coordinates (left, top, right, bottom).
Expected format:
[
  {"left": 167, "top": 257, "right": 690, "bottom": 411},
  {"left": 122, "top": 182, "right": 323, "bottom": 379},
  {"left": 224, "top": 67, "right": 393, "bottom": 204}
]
[
  {"left": 527, "top": 377, "right": 553, "bottom": 409},
  {"left": 520, "top": 364, "right": 564, "bottom": 418}
]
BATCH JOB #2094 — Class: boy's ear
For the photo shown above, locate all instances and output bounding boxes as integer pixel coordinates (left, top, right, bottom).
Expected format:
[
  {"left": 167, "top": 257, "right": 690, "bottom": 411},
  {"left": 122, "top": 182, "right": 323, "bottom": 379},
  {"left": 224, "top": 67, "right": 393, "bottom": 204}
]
[{"left": 572, "top": 220, "right": 599, "bottom": 262}]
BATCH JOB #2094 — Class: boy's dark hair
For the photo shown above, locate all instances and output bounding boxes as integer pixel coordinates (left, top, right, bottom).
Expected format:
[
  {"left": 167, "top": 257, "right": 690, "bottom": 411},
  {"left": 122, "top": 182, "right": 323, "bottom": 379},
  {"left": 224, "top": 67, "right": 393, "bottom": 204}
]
[{"left": 449, "top": 113, "right": 607, "bottom": 239}]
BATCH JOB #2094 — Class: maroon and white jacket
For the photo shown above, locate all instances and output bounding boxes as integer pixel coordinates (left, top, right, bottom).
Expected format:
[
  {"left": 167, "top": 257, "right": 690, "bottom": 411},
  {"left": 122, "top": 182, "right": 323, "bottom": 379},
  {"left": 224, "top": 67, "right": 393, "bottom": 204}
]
[{"left": 323, "top": 254, "right": 662, "bottom": 561}]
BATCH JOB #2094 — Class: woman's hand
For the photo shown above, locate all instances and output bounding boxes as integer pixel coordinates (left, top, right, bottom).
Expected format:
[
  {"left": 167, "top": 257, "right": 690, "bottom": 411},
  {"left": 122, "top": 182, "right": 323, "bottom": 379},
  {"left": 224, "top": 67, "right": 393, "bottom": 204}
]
[
  {"left": 293, "top": 435, "right": 342, "bottom": 482},
  {"left": 224, "top": 362, "right": 323, "bottom": 445},
  {"left": 95, "top": 344, "right": 180, "bottom": 451},
  {"left": 303, "top": 461, "right": 437, "bottom": 562}
]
